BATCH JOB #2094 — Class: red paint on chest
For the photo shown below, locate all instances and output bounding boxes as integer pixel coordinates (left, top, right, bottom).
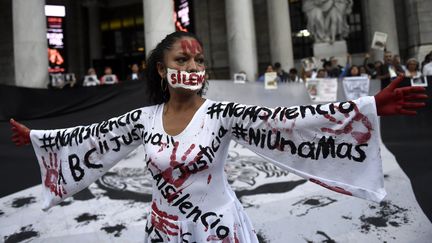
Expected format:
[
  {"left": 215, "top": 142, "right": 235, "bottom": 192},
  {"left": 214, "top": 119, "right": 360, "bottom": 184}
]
[
  {"left": 207, "top": 174, "right": 212, "bottom": 184},
  {"left": 160, "top": 142, "right": 207, "bottom": 188}
]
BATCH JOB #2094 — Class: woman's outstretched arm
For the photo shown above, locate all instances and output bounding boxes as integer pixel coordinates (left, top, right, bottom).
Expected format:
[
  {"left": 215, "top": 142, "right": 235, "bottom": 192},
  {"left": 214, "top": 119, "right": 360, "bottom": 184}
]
[
  {"left": 9, "top": 109, "right": 148, "bottom": 210},
  {"left": 213, "top": 76, "right": 427, "bottom": 202}
]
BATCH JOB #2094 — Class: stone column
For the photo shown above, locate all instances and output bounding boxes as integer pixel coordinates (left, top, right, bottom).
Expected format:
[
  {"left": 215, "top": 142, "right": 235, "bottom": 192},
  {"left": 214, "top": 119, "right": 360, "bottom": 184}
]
[
  {"left": 405, "top": 0, "right": 432, "bottom": 62},
  {"left": 267, "top": 0, "right": 294, "bottom": 72},
  {"left": 13, "top": 0, "right": 48, "bottom": 88},
  {"left": 366, "top": 0, "right": 400, "bottom": 59},
  {"left": 225, "top": 0, "right": 258, "bottom": 81},
  {"left": 86, "top": 1, "right": 102, "bottom": 64},
  {"left": 143, "top": 0, "right": 175, "bottom": 57}
]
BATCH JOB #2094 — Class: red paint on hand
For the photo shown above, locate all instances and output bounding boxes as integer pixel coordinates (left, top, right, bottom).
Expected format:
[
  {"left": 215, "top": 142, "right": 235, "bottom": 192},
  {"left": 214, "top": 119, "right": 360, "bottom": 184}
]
[
  {"left": 10, "top": 119, "right": 30, "bottom": 146},
  {"left": 375, "top": 75, "right": 428, "bottom": 116}
]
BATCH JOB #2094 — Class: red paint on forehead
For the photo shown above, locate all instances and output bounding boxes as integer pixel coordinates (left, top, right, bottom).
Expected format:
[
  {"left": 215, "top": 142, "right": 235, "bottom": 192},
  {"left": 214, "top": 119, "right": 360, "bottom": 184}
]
[{"left": 180, "top": 39, "right": 202, "bottom": 55}]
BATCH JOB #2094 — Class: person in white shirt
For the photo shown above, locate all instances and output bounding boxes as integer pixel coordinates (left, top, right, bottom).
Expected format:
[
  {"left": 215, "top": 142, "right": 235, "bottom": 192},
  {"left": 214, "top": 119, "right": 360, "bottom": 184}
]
[
  {"left": 423, "top": 62, "right": 432, "bottom": 76},
  {"left": 405, "top": 58, "right": 422, "bottom": 78}
]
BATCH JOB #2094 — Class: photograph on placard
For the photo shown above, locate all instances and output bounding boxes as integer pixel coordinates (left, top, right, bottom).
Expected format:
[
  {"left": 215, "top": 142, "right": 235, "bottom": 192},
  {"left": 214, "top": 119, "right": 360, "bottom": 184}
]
[
  {"left": 265, "top": 72, "right": 278, "bottom": 90},
  {"left": 233, "top": 73, "right": 247, "bottom": 84},
  {"left": 411, "top": 76, "right": 428, "bottom": 87},
  {"left": 371, "top": 32, "right": 388, "bottom": 51}
]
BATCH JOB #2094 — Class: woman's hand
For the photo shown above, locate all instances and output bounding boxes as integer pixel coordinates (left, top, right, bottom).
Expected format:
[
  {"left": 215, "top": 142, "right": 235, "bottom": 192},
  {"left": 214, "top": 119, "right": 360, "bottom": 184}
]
[
  {"left": 374, "top": 75, "right": 428, "bottom": 116},
  {"left": 10, "top": 119, "right": 30, "bottom": 146}
]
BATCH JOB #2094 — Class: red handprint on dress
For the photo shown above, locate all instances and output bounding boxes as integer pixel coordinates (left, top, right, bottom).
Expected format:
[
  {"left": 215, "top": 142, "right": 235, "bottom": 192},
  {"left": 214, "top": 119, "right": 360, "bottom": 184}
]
[
  {"left": 150, "top": 201, "right": 179, "bottom": 236},
  {"left": 320, "top": 103, "right": 373, "bottom": 144},
  {"left": 42, "top": 153, "right": 67, "bottom": 197},
  {"left": 161, "top": 142, "right": 206, "bottom": 188}
]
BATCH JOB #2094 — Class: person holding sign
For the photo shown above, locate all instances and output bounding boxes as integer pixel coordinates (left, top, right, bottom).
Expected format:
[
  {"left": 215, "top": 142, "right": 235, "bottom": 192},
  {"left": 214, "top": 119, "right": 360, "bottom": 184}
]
[
  {"left": 10, "top": 32, "right": 428, "bottom": 243},
  {"left": 100, "top": 66, "right": 119, "bottom": 85}
]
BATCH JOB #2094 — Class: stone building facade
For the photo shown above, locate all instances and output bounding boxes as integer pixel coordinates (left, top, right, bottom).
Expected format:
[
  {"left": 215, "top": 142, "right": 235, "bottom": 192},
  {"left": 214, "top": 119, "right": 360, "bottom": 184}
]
[{"left": 0, "top": 0, "right": 431, "bottom": 87}]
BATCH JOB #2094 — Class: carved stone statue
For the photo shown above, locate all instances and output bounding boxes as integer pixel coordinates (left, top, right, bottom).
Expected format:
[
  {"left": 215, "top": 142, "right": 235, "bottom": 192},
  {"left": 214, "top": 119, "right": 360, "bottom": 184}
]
[{"left": 302, "top": 0, "right": 353, "bottom": 43}]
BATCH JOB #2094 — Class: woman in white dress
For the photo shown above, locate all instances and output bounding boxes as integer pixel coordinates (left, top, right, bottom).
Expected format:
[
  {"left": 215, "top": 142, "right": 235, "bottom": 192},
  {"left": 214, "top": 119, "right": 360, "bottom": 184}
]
[{"left": 10, "top": 32, "right": 427, "bottom": 243}]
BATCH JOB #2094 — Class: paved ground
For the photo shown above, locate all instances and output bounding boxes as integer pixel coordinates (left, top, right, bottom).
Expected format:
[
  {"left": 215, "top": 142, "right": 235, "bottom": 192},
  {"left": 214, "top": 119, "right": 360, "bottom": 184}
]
[{"left": 0, "top": 79, "right": 431, "bottom": 242}]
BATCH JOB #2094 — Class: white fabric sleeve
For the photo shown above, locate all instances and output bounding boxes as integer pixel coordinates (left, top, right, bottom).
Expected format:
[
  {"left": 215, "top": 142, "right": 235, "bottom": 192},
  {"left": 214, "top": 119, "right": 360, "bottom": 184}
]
[
  {"left": 210, "top": 96, "right": 385, "bottom": 202},
  {"left": 29, "top": 108, "right": 146, "bottom": 210}
]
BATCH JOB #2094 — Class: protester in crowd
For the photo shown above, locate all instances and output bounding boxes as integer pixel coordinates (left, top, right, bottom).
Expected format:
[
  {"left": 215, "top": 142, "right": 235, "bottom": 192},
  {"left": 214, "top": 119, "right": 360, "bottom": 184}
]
[
  {"left": 82, "top": 68, "right": 100, "bottom": 87},
  {"left": 274, "top": 62, "right": 289, "bottom": 82},
  {"left": 338, "top": 53, "right": 353, "bottom": 79},
  {"left": 127, "top": 63, "right": 145, "bottom": 81},
  {"left": 300, "top": 67, "right": 314, "bottom": 81},
  {"left": 371, "top": 61, "right": 384, "bottom": 79},
  {"left": 377, "top": 50, "right": 396, "bottom": 89},
  {"left": 405, "top": 58, "right": 422, "bottom": 78},
  {"left": 288, "top": 68, "right": 303, "bottom": 83},
  {"left": 363, "top": 53, "right": 380, "bottom": 78},
  {"left": 323, "top": 59, "right": 334, "bottom": 77},
  {"left": 100, "top": 66, "right": 119, "bottom": 85},
  {"left": 316, "top": 68, "right": 327, "bottom": 78},
  {"left": 421, "top": 51, "right": 432, "bottom": 73},
  {"left": 139, "top": 60, "right": 148, "bottom": 80},
  {"left": 328, "top": 56, "right": 343, "bottom": 77},
  {"left": 359, "top": 66, "right": 370, "bottom": 78},
  {"left": 346, "top": 65, "right": 361, "bottom": 77},
  {"left": 257, "top": 64, "right": 280, "bottom": 82},
  {"left": 422, "top": 52, "right": 432, "bottom": 76},
  {"left": 393, "top": 54, "right": 406, "bottom": 75},
  {"left": 10, "top": 31, "right": 428, "bottom": 243}
]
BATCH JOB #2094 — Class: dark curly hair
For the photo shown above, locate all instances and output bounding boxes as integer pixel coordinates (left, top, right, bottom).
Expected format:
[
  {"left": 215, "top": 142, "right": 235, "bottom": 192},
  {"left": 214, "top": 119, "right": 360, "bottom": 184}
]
[{"left": 146, "top": 31, "right": 207, "bottom": 104}]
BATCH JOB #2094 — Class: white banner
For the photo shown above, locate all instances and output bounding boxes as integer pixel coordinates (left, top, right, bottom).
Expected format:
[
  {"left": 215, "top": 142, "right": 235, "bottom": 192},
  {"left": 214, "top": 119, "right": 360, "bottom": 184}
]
[
  {"left": 306, "top": 78, "right": 338, "bottom": 102},
  {"left": 343, "top": 76, "right": 370, "bottom": 100}
]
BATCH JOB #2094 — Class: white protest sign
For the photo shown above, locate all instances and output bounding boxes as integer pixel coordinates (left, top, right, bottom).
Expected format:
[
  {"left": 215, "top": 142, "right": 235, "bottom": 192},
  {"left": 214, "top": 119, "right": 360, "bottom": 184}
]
[
  {"left": 371, "top": 32, "right": 388, "bottom": 51},
  {"left": 343, "top": 76, "right": 370, "bottom": 100},
  {"left": 233, "top": 73, "right": 247, "bottom": 84},
  {"left": 101, "top": 74, "right": 118, "bottom": 85},
  {"left": 83, "top": 75, "right": 100, "bottom": 87},
  {"left": 264, "top": 72, "right": 278, "bottom": 90},
  {"left": 411, "top": 76, "right": 428, "bottom": 87},
  {"left": 306, "top": 78, "right": 338, "bottom": 102},
  {"left": 50, "top": 73, "right": 65, "bottom": 88}
]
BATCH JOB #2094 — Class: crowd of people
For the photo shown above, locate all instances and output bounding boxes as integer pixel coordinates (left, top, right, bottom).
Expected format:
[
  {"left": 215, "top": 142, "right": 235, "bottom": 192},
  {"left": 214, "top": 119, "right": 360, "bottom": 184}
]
[
  {"left": 49, "top": 62, "right": 148, "bottom": 89},
  {"left": 258, "top": 50, "right": 432, "bottom": 87},
  {"left": 51, "top": 50, "right": 432, "bottom": 90}
]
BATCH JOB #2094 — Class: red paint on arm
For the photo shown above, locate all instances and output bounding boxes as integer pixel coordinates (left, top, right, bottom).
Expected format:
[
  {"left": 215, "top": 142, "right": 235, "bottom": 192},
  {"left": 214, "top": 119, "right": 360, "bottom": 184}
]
[{"left": 321, "top": 105, "right": 372, "bottom": 144}]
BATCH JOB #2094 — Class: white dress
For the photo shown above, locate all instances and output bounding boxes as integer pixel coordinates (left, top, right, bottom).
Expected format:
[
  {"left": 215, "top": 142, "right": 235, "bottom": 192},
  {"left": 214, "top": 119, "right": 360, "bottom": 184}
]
[{"left": 30, "top": 97, "right": 385, "bottom": 242}]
